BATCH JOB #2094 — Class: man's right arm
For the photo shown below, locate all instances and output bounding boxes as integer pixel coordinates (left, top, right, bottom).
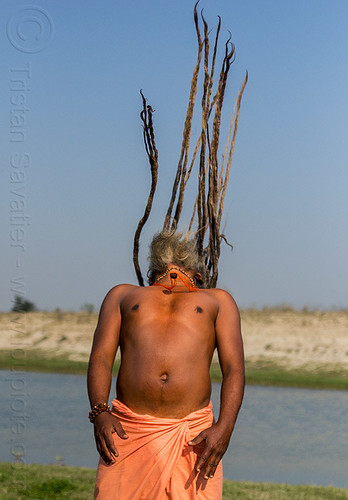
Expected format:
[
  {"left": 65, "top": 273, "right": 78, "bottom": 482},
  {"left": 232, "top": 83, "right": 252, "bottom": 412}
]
[{"left": 87, "top": 285, "right": 129, "bottom": 464}]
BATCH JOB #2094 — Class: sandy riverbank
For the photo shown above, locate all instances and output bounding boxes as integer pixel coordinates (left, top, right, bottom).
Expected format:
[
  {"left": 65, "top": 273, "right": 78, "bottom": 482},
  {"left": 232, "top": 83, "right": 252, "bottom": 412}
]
[{"left": 2, "top": 309, "right": 348, "bottom": 373}]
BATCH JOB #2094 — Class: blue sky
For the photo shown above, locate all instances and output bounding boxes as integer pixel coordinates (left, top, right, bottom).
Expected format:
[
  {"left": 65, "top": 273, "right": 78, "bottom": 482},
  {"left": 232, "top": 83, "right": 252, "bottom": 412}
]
[{"left": 1, "top": 0, "right": 347, "bottom": 311}]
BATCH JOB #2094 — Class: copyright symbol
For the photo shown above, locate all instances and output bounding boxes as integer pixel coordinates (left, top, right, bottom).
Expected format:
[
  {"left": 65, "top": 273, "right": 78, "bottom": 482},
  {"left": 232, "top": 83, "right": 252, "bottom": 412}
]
[{"left": 7, "top": 6, "right": 54, "bottom": 53}]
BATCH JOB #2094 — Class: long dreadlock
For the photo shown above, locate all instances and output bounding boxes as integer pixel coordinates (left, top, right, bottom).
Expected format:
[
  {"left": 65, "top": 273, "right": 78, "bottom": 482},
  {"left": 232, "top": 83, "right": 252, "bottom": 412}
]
[{"left": 133, "top": 2, "right": 248, "bottom": 288}]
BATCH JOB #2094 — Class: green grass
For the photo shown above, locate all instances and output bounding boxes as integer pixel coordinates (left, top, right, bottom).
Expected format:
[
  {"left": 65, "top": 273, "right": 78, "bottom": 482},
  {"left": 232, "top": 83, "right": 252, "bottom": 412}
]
[
  {"left": 222, "top": 479, "right": 348, "bottom": 499},
  {"left": 2, "top": 349, "right": 348, "bottom": 390},
  {"left": 1, "top": 463, "right": 347, "bottom": 499},
  {"left": 210, "top": 360, "right": 348, "bottom": 391},
  {"left": 0, "top": 462, "right": 95, "bottom": 500},
  {"left": 244, "top": 361, "right": 348, "bottom": 390},
  {"left": 0, "top": 350, "right": 120, "bottom": 377}
]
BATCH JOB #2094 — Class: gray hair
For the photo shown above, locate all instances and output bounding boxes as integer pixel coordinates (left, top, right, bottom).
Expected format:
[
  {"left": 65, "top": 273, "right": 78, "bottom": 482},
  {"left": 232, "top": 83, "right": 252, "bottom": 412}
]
[{"left": 147, "top": 229, "right": 205, "bottom": 287}]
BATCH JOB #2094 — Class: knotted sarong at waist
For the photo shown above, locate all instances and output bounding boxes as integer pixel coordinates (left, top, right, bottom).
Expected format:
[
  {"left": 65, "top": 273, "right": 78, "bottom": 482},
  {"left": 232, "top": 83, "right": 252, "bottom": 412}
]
[{"left": 94, "top": 399, "right": 223, "bottom": 499}]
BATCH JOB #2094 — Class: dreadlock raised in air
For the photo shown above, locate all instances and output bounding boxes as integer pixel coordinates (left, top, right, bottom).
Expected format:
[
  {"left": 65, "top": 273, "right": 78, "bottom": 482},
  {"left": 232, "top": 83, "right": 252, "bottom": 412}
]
[{"left": 133, "top": 2, "right": 247, "bottom": 288}]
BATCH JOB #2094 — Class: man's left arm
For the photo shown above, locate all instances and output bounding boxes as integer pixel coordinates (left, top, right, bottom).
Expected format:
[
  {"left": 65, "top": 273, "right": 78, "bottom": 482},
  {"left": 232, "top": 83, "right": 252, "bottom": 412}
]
[{"left": 188, "top": 289, "right": 245, "bottom": 479}]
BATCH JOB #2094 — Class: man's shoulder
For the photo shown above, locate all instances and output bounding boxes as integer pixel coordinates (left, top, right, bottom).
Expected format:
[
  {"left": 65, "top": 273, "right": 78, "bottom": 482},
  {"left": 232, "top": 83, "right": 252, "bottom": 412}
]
[
  {"left": 109, "top": 283, "right": 139, "bottom": 293},
  {"left": 203, "top": 287, "right": 233, "bottom": 298},
  {"left": 204, "top": 287, "right": 239, "bottom": 309},
  {"left": 102, "top": 283, "right": 140, "bottom": 304}
]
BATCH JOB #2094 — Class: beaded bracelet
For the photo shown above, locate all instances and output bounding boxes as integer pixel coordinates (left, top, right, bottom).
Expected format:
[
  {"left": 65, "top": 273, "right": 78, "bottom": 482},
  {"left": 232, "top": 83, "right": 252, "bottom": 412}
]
[{"left": 89, "top": 402, "right": 111, "bottom": 423}]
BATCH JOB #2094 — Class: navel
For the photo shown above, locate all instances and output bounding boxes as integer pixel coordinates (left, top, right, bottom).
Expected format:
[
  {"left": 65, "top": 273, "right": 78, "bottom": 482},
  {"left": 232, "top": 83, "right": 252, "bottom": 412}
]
[
  {"left": 160, "top": 372, "right": 169, "bottom": 383},
  {"left": 195, "top": 306, "right": 203, "bottom": 314},
  {"left": 131, "top": 304, "right": 139, "bottom": 311}
]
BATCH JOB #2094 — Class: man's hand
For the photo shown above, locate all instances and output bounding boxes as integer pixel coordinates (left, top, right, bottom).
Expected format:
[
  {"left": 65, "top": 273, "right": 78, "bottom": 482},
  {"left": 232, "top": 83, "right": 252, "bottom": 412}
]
[
  {"left": 93, "top": 412, "right": 128, "bottom": 465},
  {"left": 188, "top": 423, "right": 232, "bottom": 480}
]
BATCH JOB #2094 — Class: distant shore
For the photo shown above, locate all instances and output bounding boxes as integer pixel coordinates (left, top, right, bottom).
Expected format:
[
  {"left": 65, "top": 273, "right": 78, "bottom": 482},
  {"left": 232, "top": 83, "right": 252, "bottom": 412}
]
[{"left": 2, "top": 309, "right": 348, "bottom": 390}]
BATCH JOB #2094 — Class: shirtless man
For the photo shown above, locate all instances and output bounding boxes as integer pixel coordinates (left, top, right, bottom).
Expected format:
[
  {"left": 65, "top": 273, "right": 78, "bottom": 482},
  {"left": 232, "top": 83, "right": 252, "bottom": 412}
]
[{"left": 87, "top": 230, "right": 244, "bottom": 499}]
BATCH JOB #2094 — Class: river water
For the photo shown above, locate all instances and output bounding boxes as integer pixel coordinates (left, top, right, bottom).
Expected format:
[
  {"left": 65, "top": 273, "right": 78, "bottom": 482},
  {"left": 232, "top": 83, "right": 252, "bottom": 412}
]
[{"left": 1, "top": 370, "right": 347, "bottom": 488}]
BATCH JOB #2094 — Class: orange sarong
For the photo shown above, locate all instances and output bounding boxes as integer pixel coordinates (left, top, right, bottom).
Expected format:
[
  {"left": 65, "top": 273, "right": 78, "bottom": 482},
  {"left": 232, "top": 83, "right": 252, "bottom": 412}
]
[{"left": 94, "top": 399, "right": 223, "bottom": 499}]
